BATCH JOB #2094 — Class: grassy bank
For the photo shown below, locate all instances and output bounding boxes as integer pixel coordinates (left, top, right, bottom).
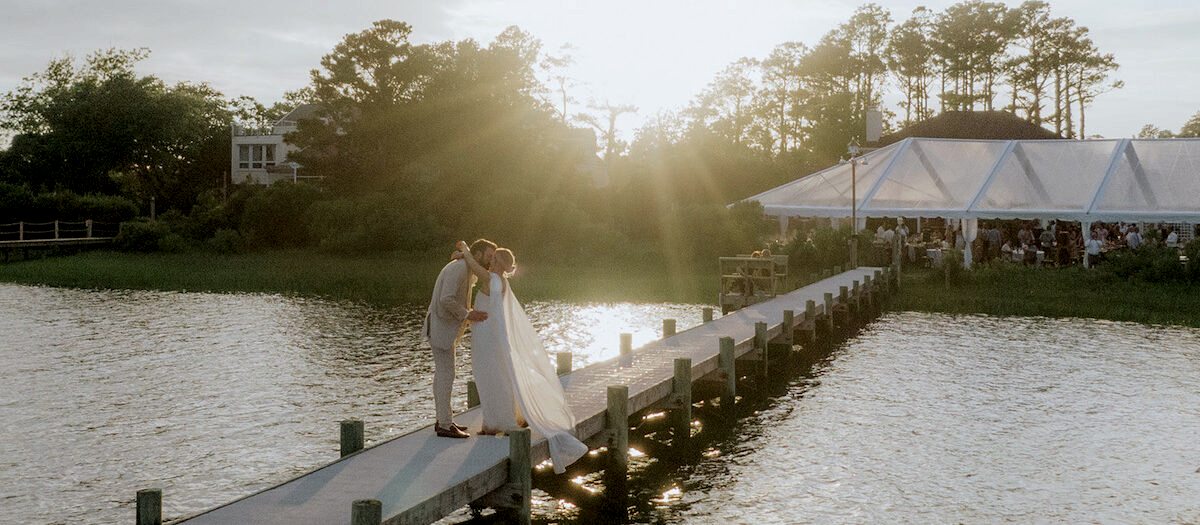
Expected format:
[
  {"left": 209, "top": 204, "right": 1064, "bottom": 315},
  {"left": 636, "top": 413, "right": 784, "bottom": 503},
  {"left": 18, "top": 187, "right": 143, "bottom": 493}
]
[
  {"left": 893, "top": 264, "right": 1200, "bottom": 328},
  {"left": 0, "top": 250, "right": 718, "bottom": 305}
]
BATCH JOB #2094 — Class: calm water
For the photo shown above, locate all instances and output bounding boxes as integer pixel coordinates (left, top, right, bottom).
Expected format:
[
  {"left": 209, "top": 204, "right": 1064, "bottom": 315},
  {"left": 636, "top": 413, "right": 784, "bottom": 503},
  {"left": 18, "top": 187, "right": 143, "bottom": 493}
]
[{"left": 2, "top": 284, "right": 1198, "bottom": 524}]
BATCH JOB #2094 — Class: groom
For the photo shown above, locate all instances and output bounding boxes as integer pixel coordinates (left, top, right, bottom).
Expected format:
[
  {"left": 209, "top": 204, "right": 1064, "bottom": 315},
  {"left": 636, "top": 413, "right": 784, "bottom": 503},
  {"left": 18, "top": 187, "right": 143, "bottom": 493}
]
[{"left": 423, "top": 239, "right": 496, "bottom": 439}]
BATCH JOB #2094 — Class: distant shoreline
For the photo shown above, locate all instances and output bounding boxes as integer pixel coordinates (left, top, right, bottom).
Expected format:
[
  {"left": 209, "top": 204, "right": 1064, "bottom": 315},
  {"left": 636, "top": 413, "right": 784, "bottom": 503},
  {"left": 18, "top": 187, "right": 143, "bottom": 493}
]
[{"left": 0, "top": 250, "right": 719, "bottom": 306}]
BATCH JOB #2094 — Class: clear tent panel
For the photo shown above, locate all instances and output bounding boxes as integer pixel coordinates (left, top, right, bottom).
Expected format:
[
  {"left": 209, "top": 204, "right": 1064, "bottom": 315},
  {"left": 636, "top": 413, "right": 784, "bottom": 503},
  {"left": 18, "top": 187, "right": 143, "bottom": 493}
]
[
  {"left": 862, "top": 139, "right": 1010, "bottom": 214},
  {"left": 750, "top": 141, "right": 899, "bottom": 211},
  {"left": 1093, "top": 139, "right": 1200, "bottom": 217},
  {"left": 974, "top": 140, "right": 1119, "bottom": 215}
]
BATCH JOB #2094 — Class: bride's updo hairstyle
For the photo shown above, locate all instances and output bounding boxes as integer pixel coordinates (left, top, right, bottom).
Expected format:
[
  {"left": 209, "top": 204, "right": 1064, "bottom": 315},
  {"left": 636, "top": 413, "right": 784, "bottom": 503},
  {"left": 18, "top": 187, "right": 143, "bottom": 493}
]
[{"left": 493, "top": 248, "right": 517, "bottom": 277}]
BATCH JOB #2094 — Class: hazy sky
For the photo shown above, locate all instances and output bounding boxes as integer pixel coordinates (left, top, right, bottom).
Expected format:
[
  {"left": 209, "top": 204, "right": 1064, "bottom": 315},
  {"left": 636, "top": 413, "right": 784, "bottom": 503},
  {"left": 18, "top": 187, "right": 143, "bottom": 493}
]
[{"left": 3, "top": 0, "right": 1200, "bottom": 139}]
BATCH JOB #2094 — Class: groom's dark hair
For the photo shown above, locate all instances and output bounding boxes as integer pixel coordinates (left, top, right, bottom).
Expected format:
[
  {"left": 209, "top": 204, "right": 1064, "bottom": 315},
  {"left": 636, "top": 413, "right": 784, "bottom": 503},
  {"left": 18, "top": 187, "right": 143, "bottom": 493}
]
[{"left": 469, "top": 239, "right": 497, "bottom": 261}]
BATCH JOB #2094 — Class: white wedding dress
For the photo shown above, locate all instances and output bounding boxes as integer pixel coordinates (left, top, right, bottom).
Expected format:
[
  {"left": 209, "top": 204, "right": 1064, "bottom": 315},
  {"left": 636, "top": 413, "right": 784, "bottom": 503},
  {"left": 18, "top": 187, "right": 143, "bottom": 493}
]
[
  {"left": 479, "top": 273, "right": 588, "bottom": 474},
  {"left": 471, "top": 286, "right": 520, "bottom": 431}
]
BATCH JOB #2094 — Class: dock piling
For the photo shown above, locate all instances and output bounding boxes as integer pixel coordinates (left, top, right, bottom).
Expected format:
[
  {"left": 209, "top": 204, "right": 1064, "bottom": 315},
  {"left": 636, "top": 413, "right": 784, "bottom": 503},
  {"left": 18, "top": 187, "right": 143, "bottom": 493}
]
[
  {"left": 663, "top": 319, "right": 677, "bottom": 338},
  {"left": 619, "top": 333, "right": 632, "bottom": 357},
  {"left": 671, "top": 358, "right": 692, "bottom": 448},
  {"left": 136, "top": 488, "right": 162, "bottom": 525},
  {"left": 340, "top": 419, "right": 364, "bottom": 457},
  {"left": 351, "top": 499, "right": 382, "bottom": 525},
  {"left": 718, "top": 337, "right": 736, "bottom": 412},
  {"left": 754, "top": 321, "right": 769, "bottom": 377},
  {"left": 557, "top": 352, "right": 573, "bottom": 376},
  {"left": 606, "top": 385, "right": 630, "bottom": 473},
  {"left": 702, "top": 307, "right": 714, "bottom": 323},
  {"left": 507, "top": 428, "right": 532, "bottom": 524},
  {"left": 467, "top": 380, "right": 480, "bottom": 408},
  {"left": 781, "top": 310, "right": 795, "bottom": 346}
]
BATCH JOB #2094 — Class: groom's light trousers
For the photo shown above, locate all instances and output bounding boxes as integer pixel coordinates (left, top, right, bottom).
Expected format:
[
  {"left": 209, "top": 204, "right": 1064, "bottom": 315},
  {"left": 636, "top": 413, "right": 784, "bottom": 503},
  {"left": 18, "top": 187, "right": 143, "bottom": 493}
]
[{"left": 431, "top": 343, "right": 456, "bottom": 426}]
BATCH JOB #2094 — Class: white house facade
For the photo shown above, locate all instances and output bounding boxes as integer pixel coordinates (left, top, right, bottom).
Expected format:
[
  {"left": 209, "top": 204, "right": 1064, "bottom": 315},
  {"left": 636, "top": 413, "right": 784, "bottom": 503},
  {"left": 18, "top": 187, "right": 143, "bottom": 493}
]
[{"left": 229, "top": 104, "right": 319, "bottom": 185}]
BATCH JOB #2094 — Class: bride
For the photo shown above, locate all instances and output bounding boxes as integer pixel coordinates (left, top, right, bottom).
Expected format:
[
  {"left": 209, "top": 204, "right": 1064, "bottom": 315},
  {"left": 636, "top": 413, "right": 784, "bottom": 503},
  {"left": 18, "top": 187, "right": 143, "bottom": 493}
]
[{"left": 455, "top": 240, "right": 588, "bottom": 474}]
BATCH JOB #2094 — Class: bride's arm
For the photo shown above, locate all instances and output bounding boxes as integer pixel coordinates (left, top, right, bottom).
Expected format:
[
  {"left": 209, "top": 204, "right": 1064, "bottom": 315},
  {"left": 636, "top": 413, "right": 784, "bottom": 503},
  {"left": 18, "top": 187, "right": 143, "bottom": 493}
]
[{"left": 454, "top": 241, "right": 491, "bottom": 282}]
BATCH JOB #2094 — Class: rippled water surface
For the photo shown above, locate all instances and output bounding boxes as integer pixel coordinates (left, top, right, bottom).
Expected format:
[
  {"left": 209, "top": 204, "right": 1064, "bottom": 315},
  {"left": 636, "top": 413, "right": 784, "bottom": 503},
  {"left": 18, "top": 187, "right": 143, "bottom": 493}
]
[
  {"left": 0, "top": 284, "right": 702, "bottom": 524},
  {"left": 2, "top": 284, "right": 1199, "bottom": 524}
]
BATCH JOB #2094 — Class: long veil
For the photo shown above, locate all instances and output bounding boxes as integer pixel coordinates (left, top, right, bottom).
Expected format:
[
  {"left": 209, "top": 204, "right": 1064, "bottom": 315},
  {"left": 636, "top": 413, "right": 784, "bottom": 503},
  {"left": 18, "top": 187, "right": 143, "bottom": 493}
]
[{"left": 492, "top": 274, "right": 588, "bottom": 474}]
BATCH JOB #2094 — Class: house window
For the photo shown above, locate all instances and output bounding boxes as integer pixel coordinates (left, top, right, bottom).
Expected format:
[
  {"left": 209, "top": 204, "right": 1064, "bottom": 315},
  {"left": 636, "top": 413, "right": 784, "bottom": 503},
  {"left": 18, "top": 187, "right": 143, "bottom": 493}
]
[{"left": 238, "top": 144, "right": 277, "bottom": 169}]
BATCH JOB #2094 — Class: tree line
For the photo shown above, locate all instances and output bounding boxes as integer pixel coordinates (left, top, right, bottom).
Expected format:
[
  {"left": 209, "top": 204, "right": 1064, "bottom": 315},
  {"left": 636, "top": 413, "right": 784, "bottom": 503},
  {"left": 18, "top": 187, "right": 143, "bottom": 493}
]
[{"left": 0, "top": 2, "right": 1126, "bottom": 264}]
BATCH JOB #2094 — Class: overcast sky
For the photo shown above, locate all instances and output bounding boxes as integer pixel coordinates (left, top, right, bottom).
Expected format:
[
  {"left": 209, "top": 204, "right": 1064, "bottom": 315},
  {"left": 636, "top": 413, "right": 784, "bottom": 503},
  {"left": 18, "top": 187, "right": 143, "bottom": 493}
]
[{"left": 3, "top": 0, "right": 1200, "bottom": 139}]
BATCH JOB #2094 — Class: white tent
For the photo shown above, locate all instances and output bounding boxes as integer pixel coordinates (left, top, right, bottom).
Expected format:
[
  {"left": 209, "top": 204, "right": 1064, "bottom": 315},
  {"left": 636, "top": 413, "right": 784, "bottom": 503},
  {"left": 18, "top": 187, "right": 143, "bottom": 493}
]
[{"left": 747, "top": 137, "right": 1200, "bottom": 223}]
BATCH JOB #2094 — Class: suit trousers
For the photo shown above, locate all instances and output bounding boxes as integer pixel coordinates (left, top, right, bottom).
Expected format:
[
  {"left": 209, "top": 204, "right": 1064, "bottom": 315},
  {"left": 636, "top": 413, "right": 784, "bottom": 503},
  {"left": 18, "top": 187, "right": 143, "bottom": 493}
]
[{"left": 431, "top": 343, "right": 456, "bottom": 426}]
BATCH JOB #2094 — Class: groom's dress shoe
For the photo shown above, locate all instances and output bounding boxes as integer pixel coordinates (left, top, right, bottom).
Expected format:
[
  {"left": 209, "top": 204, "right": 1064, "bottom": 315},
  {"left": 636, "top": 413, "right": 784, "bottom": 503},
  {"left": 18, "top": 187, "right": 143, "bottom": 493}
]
[
  {"left": 451, "top": 422, "right": 469, "bottom": 432},
  {"left": 435, "top": 424, "right": 470, "bottom": 439}
]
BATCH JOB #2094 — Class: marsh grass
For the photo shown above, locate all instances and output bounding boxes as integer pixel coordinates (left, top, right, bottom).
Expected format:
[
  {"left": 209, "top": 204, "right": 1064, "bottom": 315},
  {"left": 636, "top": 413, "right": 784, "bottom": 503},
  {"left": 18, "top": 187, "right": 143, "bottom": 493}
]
[
  {"left": 0, "top": 250, "right": 718, "bottom": 305},
  {"left": 895, "top": 264, "right": 1200, "bottom": 328}
]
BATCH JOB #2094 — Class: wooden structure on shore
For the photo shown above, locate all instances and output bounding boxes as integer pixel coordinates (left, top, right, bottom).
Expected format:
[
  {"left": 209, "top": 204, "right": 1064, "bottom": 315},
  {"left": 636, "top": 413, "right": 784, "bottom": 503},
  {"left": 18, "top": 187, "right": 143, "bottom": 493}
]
[
  {"left": 0, "top": 220, "right": 117, "bottom": 261},
  {"left": 718, "top": 255, "right": 789, "bottom": 314},
  {"left": 142, "top": 265, "right": 899, "bottom": 525}
]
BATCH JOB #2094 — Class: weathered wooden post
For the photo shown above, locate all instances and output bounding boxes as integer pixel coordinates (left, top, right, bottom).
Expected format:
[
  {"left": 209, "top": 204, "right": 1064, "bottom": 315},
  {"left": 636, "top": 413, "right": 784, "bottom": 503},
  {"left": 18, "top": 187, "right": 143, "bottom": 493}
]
[
  {"left": 467, "top": 380, "right": 480, "bottom": 408},
  {"left": 892, "top": 233, "right": 902, "bottom": 290},
  {"left": 557, "top": 352, "right": 572, "bottom": 376},
  {"left": 340, "top": 419, "right": 364, "bottom": 457},
  {"left": 862, "top": 275, "right": 874, "bottom": 317},
  {"left": 781, "top": 310, "right": 795, "bottom": 346},
  {"left": 663, "top": 319, "right": 677, "bottom": 338},
  {"left": 809, "top": 272, "right": 818, "bottom": 285},
  {"left": 604, "top": 384, "right": 630, "bottom": 519},
  {"left": 136, "top": 488, "right": 161, "bottom": 525},
  {"left": 800, "top": 300, "right": 817, "bottom": 346},
  {"left": 671, "top": 358, "right": 692, "bottom": 448},
  {"left": 351, "top": 499, "right": 382, "bottom": 525},
  {"left": 702, "top": 307, "right": 714, "bottom": 323},
  {"left": 53, "top": 220, "right": 60, "bottom": 239},
  {"left": 718, "top": 337, "right": 736, "bottom": 412},
  {"left": 619, "top": 333, "right": 632, "bottom": 356},
  {"left": 507, "top": 428, "right": 532, "bottom": 524},
  {"left": 754, "top": 321, "right": 769, "bottom": 377},
  {"left": 823, "top": 292, "right": 836, "bottom": 341},
  {"left": 851, "top": 280, "right": 862, "bottom": 324},
  {"left": 86, "top": 219, "right": 93, "bottom": 238},
  {"left": 18, "top": 222, "right": 23, "bottom": 241}
]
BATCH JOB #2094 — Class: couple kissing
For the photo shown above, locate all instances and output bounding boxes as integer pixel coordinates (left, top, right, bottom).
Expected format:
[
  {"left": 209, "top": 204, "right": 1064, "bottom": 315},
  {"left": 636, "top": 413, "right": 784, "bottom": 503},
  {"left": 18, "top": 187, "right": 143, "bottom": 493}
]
[{"left": 422, "top": 239, "right": 587, "bottom": 474}]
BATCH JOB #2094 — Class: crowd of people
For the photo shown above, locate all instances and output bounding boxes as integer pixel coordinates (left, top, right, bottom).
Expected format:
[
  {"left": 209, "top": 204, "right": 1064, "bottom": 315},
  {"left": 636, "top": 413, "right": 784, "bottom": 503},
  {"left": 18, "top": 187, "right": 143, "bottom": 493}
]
[{"left": 874, "top": 219, "right": 1189, "bottom": 268}]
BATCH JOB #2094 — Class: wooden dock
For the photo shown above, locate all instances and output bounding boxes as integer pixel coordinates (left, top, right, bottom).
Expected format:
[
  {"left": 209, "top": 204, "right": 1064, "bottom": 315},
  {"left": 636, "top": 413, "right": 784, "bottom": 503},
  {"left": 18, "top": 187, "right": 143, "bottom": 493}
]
[{"left": 162, "top": 266, "right": 892, "bottom": 525}]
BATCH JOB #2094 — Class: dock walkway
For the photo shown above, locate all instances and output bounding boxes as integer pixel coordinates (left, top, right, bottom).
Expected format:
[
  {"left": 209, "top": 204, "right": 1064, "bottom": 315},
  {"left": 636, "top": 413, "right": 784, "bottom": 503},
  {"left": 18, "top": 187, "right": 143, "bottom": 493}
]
[{"left": 176, "top": 267, "right": 885, "bottom": 525}]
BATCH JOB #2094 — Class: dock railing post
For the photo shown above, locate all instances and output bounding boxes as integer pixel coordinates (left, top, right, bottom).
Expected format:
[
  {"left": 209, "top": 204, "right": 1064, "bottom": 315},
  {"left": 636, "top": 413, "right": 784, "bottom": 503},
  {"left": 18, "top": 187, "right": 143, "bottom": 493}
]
[
  {"left": 663, "top": 318, "right": 676, "bottom": 338},
  {"left": 702, "top": 307, "right": 714, "bottom": 323},
  {"left": 619, "top": 333, "right": 632, "bottom": 357},
  {"left": 351, "top": 499, "right": 382, "bottom": 525},
  {"left": 18, "top": 222, "right": 23, "bottom": 241},
  {"left": 340, "top": 419, "right": 364, "bottom": 457},
  {"left": 754, "top": 321, "right": 768, "bottom": 377},
  {"left": 672, "top": 358, "right": 692, "bottom": 449},
  {"left": 86, "top": 219, "right": 93, "bottom": 238},
  {"left": 508, "top": 428, "right": 532, "bottom": 524},
  {"left": 467, "top": 380, "right": 480, "bottom": 408},
  {"left": 557, "top": 352, "right": 572, "bottom": 376},
  {"left": 718, "top": 337, "right": 736, "bottom": 412},
  {"left": 54, "top": 220, "right": 59, "bottom": 239},
  {"left": 136, "top": 488, "right": 162, "bottom": 525}
]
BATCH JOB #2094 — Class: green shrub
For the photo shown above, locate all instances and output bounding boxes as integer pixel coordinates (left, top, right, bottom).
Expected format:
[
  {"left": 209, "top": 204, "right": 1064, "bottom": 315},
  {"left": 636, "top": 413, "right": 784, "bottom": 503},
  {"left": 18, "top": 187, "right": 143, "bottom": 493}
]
[
  {"left": 1104, "top": 243, "right": 1184, "bottom": 282},
  {"left": 306, "top": 194, "right": 442, "bottom": 253},
  {"left": 1185, "top": 239, "right": 1200, "bottom": 281},
  {"left": 206, "top": 228, "right": 244, "bottom": 254},
  {"left": 157, "top": 233, "right": 192, "bottom": 253},
  {"left": 240, "top": 183, "right": 322, "bottom": 249},
  {"left": 114, "top": 220, "right": 169, "bottom": 252}
]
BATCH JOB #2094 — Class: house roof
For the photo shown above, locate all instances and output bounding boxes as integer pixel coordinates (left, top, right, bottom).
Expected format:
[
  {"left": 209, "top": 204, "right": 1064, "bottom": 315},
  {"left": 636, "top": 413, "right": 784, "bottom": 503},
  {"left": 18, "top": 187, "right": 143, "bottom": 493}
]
[
  {"left": 879, "top": 111, "right": 1061, "bottom": 146},
  {"left": 276, "top": 103, "right": 322, "bottom": 125}
]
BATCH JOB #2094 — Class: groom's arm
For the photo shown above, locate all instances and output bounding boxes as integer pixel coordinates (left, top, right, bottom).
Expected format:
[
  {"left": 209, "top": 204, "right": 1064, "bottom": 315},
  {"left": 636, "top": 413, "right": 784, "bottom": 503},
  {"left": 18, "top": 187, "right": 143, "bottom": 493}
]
[{"left": 438, "top": 262, "right": 470, "bottom": 322}]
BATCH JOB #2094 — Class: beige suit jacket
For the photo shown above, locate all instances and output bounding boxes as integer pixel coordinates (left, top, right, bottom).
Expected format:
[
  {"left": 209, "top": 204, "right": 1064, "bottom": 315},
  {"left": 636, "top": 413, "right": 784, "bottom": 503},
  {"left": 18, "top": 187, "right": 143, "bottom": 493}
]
[{"left": 423, "top": 259, "right": 477, "bottom": 349}]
